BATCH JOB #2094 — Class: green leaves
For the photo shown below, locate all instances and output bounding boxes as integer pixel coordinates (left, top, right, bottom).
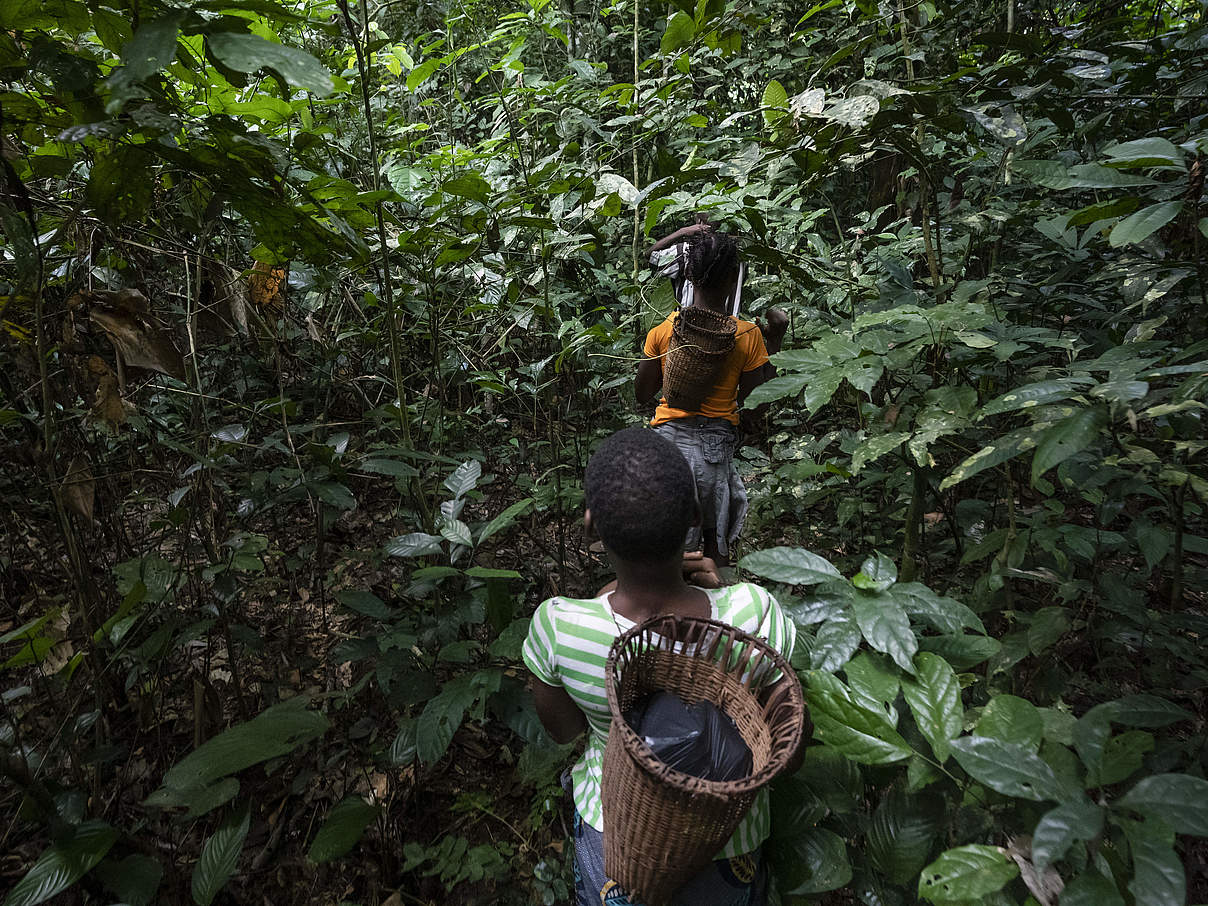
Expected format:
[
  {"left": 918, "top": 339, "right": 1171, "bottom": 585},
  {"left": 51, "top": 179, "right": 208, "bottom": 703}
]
[
  {"left": 1031, "top": 406, "right": 1107, "bottom": 484},
  {"left": 901, "top": 652, "right": 961, "bottom": 761},
  {"left": 771, "top": 826, "right": 851, "bottom": 895},
  {"left": 416, "top": 670, "right": 501, "bottom": 763},
  {"left": 308, "top": 797, "right": 379, "bottom": 863},
  {"left": 1117, "top": 774, "right": 1208, "bottom": 836},
  {"left": 3, "top": 821, "right": 117, "bottom": 906},
  {"left": 105, "top": 14, "right": 183, "bottom": 112},
  {"left": 1108, "top": 201, "right": 1183, "bottom": 247},
  {"left": 762, "top": 79, "right": 788, "bottom": 130},
  {"left": 192, "top": 804, "right": 250, "bottom": 906},
  {"left": 207, "top": 33, "right": 334, "bottom": 95},
  {"left": 950, "top": 736, "right": 1074, "bottom": 802},
  {"left": 918, "top": 845, "right": 1018, "bottom": 904},
  {"left": 852, "top": 594, "right": 916, "bottom": 672},
  {"left": 1031, "top": 799, "right": 1104, "bottom": 871},
  {"left": 148, "top": 699, "right": 328, "bottom": 815},
  {"left": 867, "top": 791, "right": 943, "bottom": 885},
  {"left": 739, "top": 547, "right": 842, "bottom": 586},
  {"left": 1123, "top": 820, "right": 1185, "bottom": 906},
  {"left": 806, "top": 675, "right": 913, "bottom": 764},
  {"left": 385, "top": 533, "right": 443, "bottom": 558},
  {"left": 661, "top": 11, "right": 695, "bottom": 53}
]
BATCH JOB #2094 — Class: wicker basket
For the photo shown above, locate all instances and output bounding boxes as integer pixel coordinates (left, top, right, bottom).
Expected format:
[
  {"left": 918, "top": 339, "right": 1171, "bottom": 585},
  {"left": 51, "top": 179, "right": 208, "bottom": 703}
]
[
  {"left": 663, "top": 308, "right": 736, "bottom": 411},
  {"left": 601, "top": 614, "right": 805, "bottom": 906}
]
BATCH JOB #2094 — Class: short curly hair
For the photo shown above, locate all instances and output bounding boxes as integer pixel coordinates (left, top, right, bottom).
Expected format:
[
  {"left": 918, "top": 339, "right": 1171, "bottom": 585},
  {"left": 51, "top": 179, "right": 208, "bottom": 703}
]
[
  {"left": 685, "top": 231, "right": 740, "bottom": 292},
  {"left": 585, "top": 428, "right": 695, "bottom": 563}
]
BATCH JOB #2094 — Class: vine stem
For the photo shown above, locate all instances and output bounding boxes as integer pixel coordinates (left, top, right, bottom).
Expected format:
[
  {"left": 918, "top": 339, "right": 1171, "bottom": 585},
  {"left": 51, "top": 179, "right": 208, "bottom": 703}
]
[{"left": 337, "top": 0, "right": 430, "bottom": 527}]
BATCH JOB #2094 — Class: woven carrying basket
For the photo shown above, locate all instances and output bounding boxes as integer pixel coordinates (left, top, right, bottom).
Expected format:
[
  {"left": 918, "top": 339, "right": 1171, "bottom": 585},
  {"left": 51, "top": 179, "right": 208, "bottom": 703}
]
[
  {"left": 602, "top": 614, "right": 805, "bottom": 906},
  {"left": 663, "top": 308, "right": 737, "bottom": 412}
]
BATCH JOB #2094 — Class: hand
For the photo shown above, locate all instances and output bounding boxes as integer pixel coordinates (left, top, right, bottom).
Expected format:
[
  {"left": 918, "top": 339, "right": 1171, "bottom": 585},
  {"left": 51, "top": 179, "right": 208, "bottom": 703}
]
[
  {"left": 682, "top": 551, "right": 722, "bottom": 588},
  {"left": 763, "top": 307, "right": 789, "bottom": 336}
]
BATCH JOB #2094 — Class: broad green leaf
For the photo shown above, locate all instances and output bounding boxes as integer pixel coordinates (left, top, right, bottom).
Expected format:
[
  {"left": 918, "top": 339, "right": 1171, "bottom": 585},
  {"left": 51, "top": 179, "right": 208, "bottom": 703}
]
[
  {"left": 824, "top": 95, "right": 879, "bottom": 129},
  {"left": 950, "top": 736, "right": 1075, "bottom": 801},
  {"left": 762, "top": 78, "right": 788, "bottom": 129},
  {"left": 940, "top": 422, "right": 1050, "bottom": 490},
  {"left": 311, "top": 481, "right": 356, "bottom": 510},
  {"left": 1098, "top": 730, "right": 1153, "bottom": 786},
  {"left": 1103, "top": 137, "right": 1185, "bottom": 168},
  {"left": 1060, "top": 869, "right": 1125, "bottom": 906},
  {"left": 389, "top": 718, "right": 418, "bottom": 765},
  {"left": 1123, "top": 820, "right": 1185, "bottom": 906},
  {"left": 901, "top": 652, "right": 961, "bottom": 761},
  {"left": 851, "top": 432, "right": 909, "bottom": 473},
  {"left": 1110, "top": 694, "right": 1195, "bottom": 727},
  {"left": 1013, "top": 160, "right": 1157, "bottom": 190},
  {"left": 1109, "top": 201, "right": 1183, "bottom": 247},
  {"left": 867, "top": 790, "right": 943, "bottom": 885},
  {"left": 739, "top": 547, "right": 842, "bottom": 586},
  {"left": 307, "top": 797, "right": 379, "bottom": 863},
  {"left": 207, "top": 33, "right": 334, "bottom": 95},
  {"left": 741, "top": 374, "right": 809, "bottom": 407},
  {"left": 918, "top": 844, "right": 1018, "bottom": 904},
  {"left": 917, "top": 634, "right": 1000, "bottom": 670},
  {"left": 440, "top": 173, "right": 490, "bottom": 204},
  {"left": 806, "top": 683, "right": 913, "bottom": 764},
  {"left": 852, "top": 594, "right": 916, "bottom": 672},
  {"left": 783, "top": 586, "right": 851, "bottom": 628},
  {"left": 416, "top": 670, "right": 501, "bottom": 763},
  {"left": 443, "top": 460, "right": 482, "bottom": 498},
  {"left": 384, "top": 533, "right": 443, "bottom": 558},
  {"left": 975, "top": 694, "right": 1042, "bottom": 751},
  {"left": 439, "top": 519, "right": 473, "bottom": 548},
  {"left": 844, "top": 652, "right": 900, "bottom": 706},
  {"left": 105, "top": 14, "right": 183, "bottom": 111},
  {"left": 1031, "top": 799, "right": 1104, "bottom": 871},
  {"left": 771, "top": 826, "right": 851, "bottom": 895},
  {"left": 661, "top": 11, "right": 695, "bottom": 53},
  {"left": 852, "top": 552, "right": 897, "bottom": 592},
  {"left": 977, "top": 378, "right": 1090, "bottom": 419},
  {"left": 891, "top": 584, "right": 985, "bottom": 634},
  {"left": 405, "top": 57, "right": 440, "bottom": 90},
  {"left": 478, "top": 497, "right": 534, "bottom": 545},
  {"left": 153, "top": 700, "right": 328, "bottom": 807},
  {"left": 3, "top": 820, "right": 118, "bottom": 906},
  {"left": 810, "top": 612, "right": 861, "bottom": 673},
  {"left": 595, "top": 172, "right": 639, "bottom": 205},
  {"left": 336, "top": 590, "right": 393, "bottom": 621},
  {"left": 191, "top": 804, "right": 250, "bottom": 906},
  {"left": 1031, "top": 407, "right": 1107, "bottom": 484},
  {"left": 95, "top": 854, "right": 162, "bottom": 906},
  {"left": 1118, "top": 774, "right": 1208, "bottom": 836}
]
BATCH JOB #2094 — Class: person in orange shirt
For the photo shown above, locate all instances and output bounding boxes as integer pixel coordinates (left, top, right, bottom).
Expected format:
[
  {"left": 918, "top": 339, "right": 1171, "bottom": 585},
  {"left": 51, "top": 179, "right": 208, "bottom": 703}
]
[{"left": 635, "top": 228, "right": 787, "bottom": 567}]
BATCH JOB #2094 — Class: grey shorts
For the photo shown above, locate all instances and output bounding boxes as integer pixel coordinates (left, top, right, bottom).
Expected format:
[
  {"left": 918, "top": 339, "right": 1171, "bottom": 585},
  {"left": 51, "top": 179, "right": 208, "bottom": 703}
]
[{"left": 653, "top": 418, "right": 749, "bottom": 560}]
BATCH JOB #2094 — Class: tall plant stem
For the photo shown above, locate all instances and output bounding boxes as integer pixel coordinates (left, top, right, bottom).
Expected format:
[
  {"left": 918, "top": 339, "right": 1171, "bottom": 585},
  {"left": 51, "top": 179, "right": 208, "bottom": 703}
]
[
  {"left": 631, "top": 0, "right": 641, "bottom": 282},
  {"left": 339, "top": 0, "right": 430, "bottom": 526}
]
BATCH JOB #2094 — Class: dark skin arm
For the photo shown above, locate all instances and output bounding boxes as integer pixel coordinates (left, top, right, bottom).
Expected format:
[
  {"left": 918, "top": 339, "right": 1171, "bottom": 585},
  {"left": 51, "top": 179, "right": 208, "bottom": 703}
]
[
  {"left": 531, "top": 678, "right": 587, "bottom": 744},
  {"left": 647, "top": 220, "right": 711, "bottom": 259},
  {"left": 738, "top": 308, "right": 789, "bottom": 405},
  {"left": 635, "top": 356, "right": 662, "bottom": 406}
]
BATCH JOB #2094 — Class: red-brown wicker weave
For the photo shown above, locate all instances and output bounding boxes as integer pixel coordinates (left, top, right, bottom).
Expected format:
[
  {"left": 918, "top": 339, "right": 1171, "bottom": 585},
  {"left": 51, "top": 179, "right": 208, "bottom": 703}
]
[
  {"left": 601, "top": 614, "right": 805, "bottom": 906},
  {"left": 662, "top": 307, "right": 737, "bottom": 411}
]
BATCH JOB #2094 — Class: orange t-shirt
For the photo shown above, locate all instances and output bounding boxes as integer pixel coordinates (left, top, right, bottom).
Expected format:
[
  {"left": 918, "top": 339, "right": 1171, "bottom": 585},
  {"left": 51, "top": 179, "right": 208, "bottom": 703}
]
[{"left": 643, "top": 311, "right": 769, "bottom": 426}]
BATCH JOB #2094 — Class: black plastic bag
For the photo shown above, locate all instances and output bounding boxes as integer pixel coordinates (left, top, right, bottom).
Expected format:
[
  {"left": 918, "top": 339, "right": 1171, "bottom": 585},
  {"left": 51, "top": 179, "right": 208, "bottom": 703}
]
[{"left": 624, "top": 691, "right": 752, "bottom": 782}]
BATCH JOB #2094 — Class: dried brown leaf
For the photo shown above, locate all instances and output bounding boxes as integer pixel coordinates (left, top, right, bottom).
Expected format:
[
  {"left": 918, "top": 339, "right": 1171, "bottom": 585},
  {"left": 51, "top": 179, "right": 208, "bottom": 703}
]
[
  {"left": 89, "top": 307, "right": 186, "bottom": 381},
  {"left": 61, "top": 453, "right": 95, "bottom": 521}
]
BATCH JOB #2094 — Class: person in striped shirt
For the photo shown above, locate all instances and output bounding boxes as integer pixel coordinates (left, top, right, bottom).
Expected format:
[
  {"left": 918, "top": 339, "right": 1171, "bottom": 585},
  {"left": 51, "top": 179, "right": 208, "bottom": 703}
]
[{"left": 523, "top": 427, "right": 799, "bottom": 906}]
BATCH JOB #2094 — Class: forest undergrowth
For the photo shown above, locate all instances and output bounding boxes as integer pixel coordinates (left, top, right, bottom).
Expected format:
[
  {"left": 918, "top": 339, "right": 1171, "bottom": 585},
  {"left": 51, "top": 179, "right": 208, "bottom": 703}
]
[{"left": 2, "top": 0, "right": 1208, "bottom": 904}]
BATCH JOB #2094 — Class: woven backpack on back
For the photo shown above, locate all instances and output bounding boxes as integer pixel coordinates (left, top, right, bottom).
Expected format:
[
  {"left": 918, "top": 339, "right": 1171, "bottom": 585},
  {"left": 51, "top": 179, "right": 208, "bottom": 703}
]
[
  {"left": 601, "top": 614, "right": 806, "bottom": 906},
  {"left": 662, "top": 307, "right": 736, "bottom": 411}
]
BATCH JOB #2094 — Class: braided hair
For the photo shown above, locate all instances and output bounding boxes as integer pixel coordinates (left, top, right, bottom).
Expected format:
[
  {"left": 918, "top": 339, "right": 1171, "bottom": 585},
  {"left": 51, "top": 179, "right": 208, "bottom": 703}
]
[{"left": 685, "top": 231, "right": 740, "bottom": 292}]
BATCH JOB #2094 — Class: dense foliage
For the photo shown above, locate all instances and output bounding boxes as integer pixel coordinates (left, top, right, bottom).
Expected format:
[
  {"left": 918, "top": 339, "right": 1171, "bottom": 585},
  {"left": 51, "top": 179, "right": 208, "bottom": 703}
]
[{"left": 1, "top": 0, "right": 1206, "bottom": 904}]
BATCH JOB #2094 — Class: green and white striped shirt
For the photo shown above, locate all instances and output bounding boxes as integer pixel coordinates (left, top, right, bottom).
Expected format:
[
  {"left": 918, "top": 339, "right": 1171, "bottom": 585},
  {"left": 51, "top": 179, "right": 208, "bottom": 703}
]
[{"left": 522, "top": 583, "right": 796, "bottom": 859}]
